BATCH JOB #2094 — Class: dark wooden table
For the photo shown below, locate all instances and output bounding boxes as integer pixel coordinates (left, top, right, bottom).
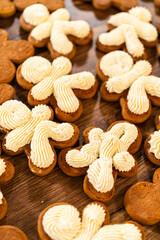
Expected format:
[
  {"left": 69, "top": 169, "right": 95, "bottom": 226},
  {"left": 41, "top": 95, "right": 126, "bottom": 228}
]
[{"left": 0, "top": 0, "right": 160, "bottom": 239}]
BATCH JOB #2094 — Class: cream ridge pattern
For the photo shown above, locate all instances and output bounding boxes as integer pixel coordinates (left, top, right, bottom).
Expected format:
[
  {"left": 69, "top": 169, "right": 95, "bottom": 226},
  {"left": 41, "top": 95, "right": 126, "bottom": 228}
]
[
  {"left": 144, "top": 114, "right": 160, "bottom": 166},
  {"left": 58, "top": 121, "right": 142, "bottom": 202},
  {"left": 20, "top": 4, "right": 92, "bottom": 59},
  {"left": 38, "top": 202, "right": 145, "bottom": 240},
  {"left": 16, "top": 56, "right": 98, "bottom": 122},
  {"left": 0, "top": 100, "right": 53, "bottom": 155},
  {"left": 97, "top": 7, "right": 158, "bottom": 60},
  {"left": 98, "top": 51, "right": 160, "bottom": 123}
]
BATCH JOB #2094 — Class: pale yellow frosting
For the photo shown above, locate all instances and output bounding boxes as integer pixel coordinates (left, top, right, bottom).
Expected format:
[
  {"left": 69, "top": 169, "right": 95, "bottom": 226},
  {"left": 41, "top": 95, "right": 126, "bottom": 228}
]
[
  {"left": 5, "top": 105, "right": 52, "bottom": 152},
  {"left": 129, "top": 6, "right": 152, "bottom": 22},
  {"left": 42, "top": 205, "right": 81, "bottom": 240},
  {"left": 74, "top": 203, "right": 106, "bottom": 240},
  {"left": 53, "top": 71, "right": 95, "bottom": 113},
  {"left": 108, "top": 8, "right": 158, "bottom": 42},
  {"left": 0, "top": 100, "right": 31, "bottom": 130},
  {"left": 0, "top": 159, "right": 6, "bottom": 177},
  {"left": 149, "top": 130, "right": 160, "bottom": 159},
  {"left": 102, "top": 51, "right": 157, "bottom": 114},
  {"left": 31, "top": 8, "right": 70, "bottom": 41},
  {"left": 67, "top": 122, "right": 137, "bottom": 193},
  {"left": 31, "top": 121, "right": 74, "bottom": 168},
  {"left": 42, "top": 203, "right": 106, "bottom": 240},
  {"left": 0, "top": 191, "right": 3, "bottom": 205},
  {"left": 99, "top": 24, "right": 144, "bottom": 58},
  {"left": 100, "top": 51, "right": 133, "bottom": 77},
  {"left": 21, "top": 56, "right": 52, "bottom": 84},
  {"left": 99, "top": 7, "right": 157, "bottom": 58},
  {"left": 106, "top": 55, "right": 152, "bottom": 94},
  {"left": 22, "top": 56, "right": 95, "bottom": 114},
  {"left": 23, "top": 4, "right": 49, "bottom": 26},
  {"left": 127, "top": 76, "right": 160, "bottom": 114},
  {"left": 50, "top": 20, "right": 90, "bottom": 55},
  {"left": 92, "top": 223, "right": 142, "bottom": 240}
]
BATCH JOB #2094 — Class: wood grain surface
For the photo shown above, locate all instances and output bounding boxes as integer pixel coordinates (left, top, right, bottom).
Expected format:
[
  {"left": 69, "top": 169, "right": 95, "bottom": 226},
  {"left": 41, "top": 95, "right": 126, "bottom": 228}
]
[{"left": 0, "top": 0, "right": 160, "bottom": 239}]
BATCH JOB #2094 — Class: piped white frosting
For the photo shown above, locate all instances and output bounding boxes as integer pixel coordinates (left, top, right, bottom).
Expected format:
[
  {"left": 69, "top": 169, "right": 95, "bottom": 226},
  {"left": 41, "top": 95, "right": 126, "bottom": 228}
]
[
  {"left": 0, "top": 159, "right": 6, "bottom": 177},
  {"left": 66, "top": 122, "right": 138, "bottom": 193}
]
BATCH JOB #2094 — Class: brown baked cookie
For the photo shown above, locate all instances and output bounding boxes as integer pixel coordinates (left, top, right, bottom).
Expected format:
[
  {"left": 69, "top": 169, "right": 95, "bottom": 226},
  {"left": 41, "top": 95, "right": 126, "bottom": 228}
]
[
  {"left": 38, "top": 202, "right": 110, "bottom": 240},
  {"left": 124, "top": 168, "right": 160, "bottom": 225},
  {"left": 14, "top": 0, "right": 65, "bottom": 12},
  {"left": 0, "top": 225, "right": 28, "bottom": 240},
  {"left": 82, "top": 0, "right": 138, "bottom": 11},
  {"left": 0, "top": 29, "right": 34, "bottom": 84},
  {"left": 0, "top": 0, "right": 16, "bottom": 18},
  {"left": 0, "top": 84, "right": 15, "bottom": 104},
  {"left": 154, "top": 0, "right": 160, "bottom": 7},
  {"left": 24, "top": 122, "right": 80, "bottom": 176},
  {"left": 59, "top": 121, "right": 142, "bottom": 202},
  {"left": 0, "top": 159, "right": 15, "bottom": 185},
  {"left": 0, "top": 192, "right": 7, "bottom": 220},
  {"left": 98, "top": 50, "right": 160, "bottom": 124},
  {"left": 16, "top": 56, "right": 98, "bottom": 122},
  {"left": 97, "top": 7, "right": 158, "bottom": 61},
  {"left": 144, "top": 114, "right": 160, "bottom": 166}
]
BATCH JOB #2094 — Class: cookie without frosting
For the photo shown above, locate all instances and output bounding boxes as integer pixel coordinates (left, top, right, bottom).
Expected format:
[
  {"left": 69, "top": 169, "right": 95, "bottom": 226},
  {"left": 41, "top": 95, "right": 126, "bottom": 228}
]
[
  {"left": 0, "top": 225, "right": 28, "bottom": 240},
  {"left": 82, "top": 0, "right": 138, "bottom": 11},
  {"left": 124, "top": 168, "right": 160, "bottom": 225},
  {"left": 14, "top": 0, "right": 65, "bottom": 12},
  {"left": 0, "top": 0, "right": 16, "bottom": 18},
  {"left": 0, "top": 29, "right": 34, "bottom": 84},
  {"left": 59, "top": 120, "right": 142, "bottom": 202}
]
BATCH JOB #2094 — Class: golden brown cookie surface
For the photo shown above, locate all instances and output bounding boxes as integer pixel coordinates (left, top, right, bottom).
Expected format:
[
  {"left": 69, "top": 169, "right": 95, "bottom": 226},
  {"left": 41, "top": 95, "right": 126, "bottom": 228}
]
[
  {"left": 14, "top": 0, "right": 65, "bottom": 12},
  {"left": 0, "top": 29, "right": 34, "bottom": 84},
  {"left": 0, "top": 84, "right": 15, "bottom": 104},
  {"left": 124, "top": 169, "right": 160, "bottom": 225},
  {"left": 0, "top": 225, "right": 28, "bottom": 240},
  {"left": 0, "top": 0, "right": 16, "bottom": 18}
]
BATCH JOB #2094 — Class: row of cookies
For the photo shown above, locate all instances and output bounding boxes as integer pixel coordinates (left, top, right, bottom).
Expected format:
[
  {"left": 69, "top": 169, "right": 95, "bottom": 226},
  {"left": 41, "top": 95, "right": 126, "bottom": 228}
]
[
  {"left": 2, "top": 0, "right": 160, "bottom": 18},
  {"left": 0, "top": 100, "right": 160, "bottom": 218}
]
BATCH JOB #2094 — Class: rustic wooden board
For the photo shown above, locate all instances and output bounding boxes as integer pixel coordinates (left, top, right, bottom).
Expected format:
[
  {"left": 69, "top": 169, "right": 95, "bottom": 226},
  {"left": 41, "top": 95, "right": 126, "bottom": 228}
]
[{"left": 0, "top": 0, "right": 160, "bottom": 239}]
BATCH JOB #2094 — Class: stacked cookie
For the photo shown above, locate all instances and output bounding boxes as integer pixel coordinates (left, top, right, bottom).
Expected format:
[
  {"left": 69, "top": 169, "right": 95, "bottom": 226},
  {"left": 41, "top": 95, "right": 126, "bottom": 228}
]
[{"left": 0, "top": 1, "right": 160, "bottom": 240}]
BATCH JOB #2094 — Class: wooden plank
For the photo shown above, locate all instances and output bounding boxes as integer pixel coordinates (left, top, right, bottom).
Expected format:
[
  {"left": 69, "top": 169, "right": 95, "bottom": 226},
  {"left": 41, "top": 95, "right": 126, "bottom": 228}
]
[{"left": 0, "top": 0, "right": 160, "bottom": 239}]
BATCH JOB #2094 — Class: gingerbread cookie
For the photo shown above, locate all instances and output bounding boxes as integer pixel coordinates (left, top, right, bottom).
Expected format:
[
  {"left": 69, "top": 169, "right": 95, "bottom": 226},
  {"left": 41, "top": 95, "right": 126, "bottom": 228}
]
[
  {"left": 38, "top": 201, "right": 145, "bottom": 240},
  {"left": 38, "top": 202, "right": 110, "bottom": 240},
  {"left": 14, "top": 0, "right": 65, "bottom": 12},
  {"left": 97, "top": 7, "right": 158, "bottom": 61},
  {"left": 0, "top": 225, "right": 28, "bottom": 240},
  {"left": 124, "top": 168, "right": 160, "bottom": 225},
  {"left": 0, "top": 100, "right": 54, "bottom": 156},
  {"left": 144, "top": 114, "right": 160, "bottom": 166},
  {"left": 20, "top": 4, "right": 92, "bottom": 59},
  {"left": 0, "top": 0, "right": 16, "bottom": 18},
  {"left": 82, "top": 0, "right": 138, "bottom": 11},
  {"left": 59, "top": 121, "right": 142, "bottom": 202},
  {"left": 16, "top": 56, "right": 98, "bottom": 122},
  {"left": 0, "top": 29, "right": 34, "bottom": 84},
  {"left": 25, "top": 121, "right": 79, "bottom": 176},
  {"left": 0, "top": 190, "right": 7, "bottom": 220},
  {"left": 0, "top": 158, "right": 15, "bottom": 185},
  {"left": 0, "top": 84, "right": 15, "bottom": 104},
  {"left": 98, "top": 51, "right": 160, "bottom": 124}
]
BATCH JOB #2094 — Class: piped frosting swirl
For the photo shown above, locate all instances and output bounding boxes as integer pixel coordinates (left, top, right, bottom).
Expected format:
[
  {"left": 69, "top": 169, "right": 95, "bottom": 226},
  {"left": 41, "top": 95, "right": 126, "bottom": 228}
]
[{"left": 0, "top": 159, "right": 6, "bottom": 177}]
